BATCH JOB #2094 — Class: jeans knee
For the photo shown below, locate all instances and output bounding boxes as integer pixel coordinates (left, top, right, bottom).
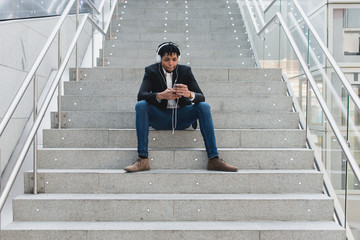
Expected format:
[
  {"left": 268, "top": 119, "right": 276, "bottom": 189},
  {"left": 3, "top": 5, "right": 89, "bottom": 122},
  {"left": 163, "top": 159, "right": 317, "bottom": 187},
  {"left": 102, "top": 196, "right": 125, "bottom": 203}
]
[
  {"left": 197, "top": 102, "right": 211, "bottom": 112},
  {"left": 135, "top": 100, "right": 148, "bottom": 113}
]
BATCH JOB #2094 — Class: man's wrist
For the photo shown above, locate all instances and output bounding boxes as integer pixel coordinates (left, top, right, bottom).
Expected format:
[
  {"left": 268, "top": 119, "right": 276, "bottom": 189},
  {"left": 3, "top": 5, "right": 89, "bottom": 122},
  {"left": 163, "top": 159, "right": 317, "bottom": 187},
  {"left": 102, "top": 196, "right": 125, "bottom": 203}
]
[
  {"left": 189, "top": 91, "right": 195, "bottom": 100},
  {"left": 156, "top": 92, "right": 162, "bottom": 100}
]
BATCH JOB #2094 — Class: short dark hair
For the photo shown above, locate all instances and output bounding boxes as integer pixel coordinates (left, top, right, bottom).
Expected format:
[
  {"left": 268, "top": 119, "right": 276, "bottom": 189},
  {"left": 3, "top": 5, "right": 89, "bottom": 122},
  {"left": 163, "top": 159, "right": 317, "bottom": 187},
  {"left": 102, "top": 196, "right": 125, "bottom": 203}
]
[{"left": 157, "top": 42, "right": 181, "bottom": 58}]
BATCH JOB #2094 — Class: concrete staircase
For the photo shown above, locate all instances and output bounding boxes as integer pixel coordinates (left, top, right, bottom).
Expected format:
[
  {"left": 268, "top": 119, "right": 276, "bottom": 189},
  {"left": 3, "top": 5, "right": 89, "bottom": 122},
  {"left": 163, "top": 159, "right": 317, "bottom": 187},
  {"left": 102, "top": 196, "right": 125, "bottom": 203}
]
[{"left": 1, "top": 0, "right": 346, "bottom": 239}]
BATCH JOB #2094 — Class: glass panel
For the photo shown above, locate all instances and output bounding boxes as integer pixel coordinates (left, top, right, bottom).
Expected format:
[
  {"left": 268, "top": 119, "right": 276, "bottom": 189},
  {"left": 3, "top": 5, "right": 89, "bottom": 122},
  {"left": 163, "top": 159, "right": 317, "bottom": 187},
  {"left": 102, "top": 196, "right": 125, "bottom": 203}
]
[
  {"left": 237, "top": 0, "right": 266, "bottom": 66},
  {"left": 346, "top": 76, "right": 360, "bottom": 237},
  {"left": 263, "top": 23, "right": 281, "bottom": 68},
  {"left": 0, "top": 0, "right": 95, "bottom": 21},
  {"left": 242, "top": 0, "right": 360, "bottom": 237},
  {"left": 346, "top": 162, "right": 360, "bottom": 239},
  {"left": 276, "top": 24, "right": 350, "bottom": 231},
  {"left": 264, "top": 0, "right": 280, "bottom": 24}
]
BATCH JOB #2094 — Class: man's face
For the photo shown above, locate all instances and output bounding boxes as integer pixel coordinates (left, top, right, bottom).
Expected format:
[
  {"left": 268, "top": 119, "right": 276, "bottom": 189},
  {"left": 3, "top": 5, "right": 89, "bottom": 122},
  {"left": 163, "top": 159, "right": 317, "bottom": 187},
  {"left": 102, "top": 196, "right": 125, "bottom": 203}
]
[{"left": 161, "top": 52, "right": 178, "bottom": 73}]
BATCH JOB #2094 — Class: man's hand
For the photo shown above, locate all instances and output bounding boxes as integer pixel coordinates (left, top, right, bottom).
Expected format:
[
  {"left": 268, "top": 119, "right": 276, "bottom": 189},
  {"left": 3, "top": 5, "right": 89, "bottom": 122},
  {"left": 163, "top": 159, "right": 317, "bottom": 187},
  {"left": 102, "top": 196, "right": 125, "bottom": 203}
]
[
  {"left": 173, "top": 84, "right": 192, "bottom": 98},
  {"left": 157, "top": 88, "right": 181, "bottom": 100}
]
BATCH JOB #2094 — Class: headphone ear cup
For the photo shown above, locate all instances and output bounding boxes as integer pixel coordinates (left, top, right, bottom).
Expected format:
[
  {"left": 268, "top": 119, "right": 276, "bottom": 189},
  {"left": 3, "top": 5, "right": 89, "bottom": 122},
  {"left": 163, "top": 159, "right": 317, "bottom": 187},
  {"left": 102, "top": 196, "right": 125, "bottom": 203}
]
[
  {"left": 178, "top": 55, "right": 181, "bottom": 62},
  {"left": 156, "top": 54, "right": 161, "bottom": 63}
]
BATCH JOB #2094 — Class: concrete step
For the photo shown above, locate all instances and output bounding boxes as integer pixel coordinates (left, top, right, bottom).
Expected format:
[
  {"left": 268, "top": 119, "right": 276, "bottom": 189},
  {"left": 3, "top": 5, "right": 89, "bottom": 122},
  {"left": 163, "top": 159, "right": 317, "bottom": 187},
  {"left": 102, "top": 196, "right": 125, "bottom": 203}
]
[
  {"left": 63, "top": 81, "right": 285, "bottom": 96},
  {"left": 71, "top": 68, "right": 282, "bottom": 82},
  {"left": 109, "top": 33, "right": 250, "bottom": 43},
  {"left": 120, "top": 0, "right": 238, "bottom": 3},
  {"left": 42, "top": 129, "right": 306, "bottom": 149},
  {"left": 118, "top": 12, "right": 242, "bottom": 21},
  {"left": 24, "top": 169, "right": 323, "bottom": 194},
  {"left": 50, "top": 111, "right": 299, "bottom": 129},
  {"left": 101, "top": 47, "right": 253, "bottom": 59},
  {"left": 109, "top": 26, "right": 246, "bottom": 34},
  {"left": 60, "top": 95, "right": 292, "bottom": 112},
  {"left": 118, "top": 5, "right": 240, "bottom": 14},
  {"left": 103, "top": 40, "right": 251, "bottom": 50},
  {"left": 12, "top": 193, "right": 333, "bottom": 221},
  {"left": 117, "top": 2, "right": 240, "bottom": 10},
  {"left": 99, "top": 57, "right": 256, "bottom": 68},
  {"left": 1, "top": 221, "right": 345, "bottom": 240},
  {"left": 37, "top": 148, "right": 315, "bottom": 170},
  {"left": 112, "top": 19, "right": 244, "bottom": 28}
]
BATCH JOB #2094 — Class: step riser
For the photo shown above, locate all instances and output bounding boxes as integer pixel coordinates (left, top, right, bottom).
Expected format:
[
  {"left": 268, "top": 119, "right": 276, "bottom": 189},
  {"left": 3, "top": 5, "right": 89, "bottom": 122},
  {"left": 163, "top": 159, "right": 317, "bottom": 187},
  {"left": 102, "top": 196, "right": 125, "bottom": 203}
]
[
  {"left": 101, "top": 52, "right": 253, "bottom": 59},
  {"left": 1, "top": 229, "right": 345, "bottom": 240},
  {"left": 120, "top": 0, "right": 238, "bottom": 3},
  {"left": 104, "top": 41, "right": 251, "bottom": 50},
  {"left": 112, "top": 20, "right": 244, "bottom": 28},
  {"left": 118, "top": 13, "right": 242, "bottom": 20},
  {"left": 63, "top": 82, "right": 286, "bottom": 96},
  {"left": 116, "top": 3, "right": 240, "bottom": 10},
  {"left": 51, "top": 111, "right": 299, "bottom": 129},
  {"left": 60, "top": 96, "right": 292, "bottom": 112},
  {"left": 43, "top": 129, "right": 307, "bottom": 149},
  {"left": 13, "top": 199, "right": 333, "bottom": 221},
  {"left": 110, "top": 28, "right": 246, "bottom": 36},
  {"left": 111, "top": 25, "right": 245, "bottom": 32},
  {"left": 111, "top": 31, "right": 247, "bottom": 39},
  {"left": 24, "top": 171, "right": 323, "bottom": 194},
  {"left": 71, "top": 68, "right": 282, "bottom": 82},
  {"left": 119, "top": 7, "right": 240, "bottom": 13},
  {"left": 101, "top": 48, "right": 253, "bottom": 58},
  {"left": 100, "top": 59, "right": 256, "bottom": 68},
  {"left": 37, "top": 149, "right": 315, "bottom": 170},
  {"left": 116, "top": 6, "right": 241, "bottom": 12}
]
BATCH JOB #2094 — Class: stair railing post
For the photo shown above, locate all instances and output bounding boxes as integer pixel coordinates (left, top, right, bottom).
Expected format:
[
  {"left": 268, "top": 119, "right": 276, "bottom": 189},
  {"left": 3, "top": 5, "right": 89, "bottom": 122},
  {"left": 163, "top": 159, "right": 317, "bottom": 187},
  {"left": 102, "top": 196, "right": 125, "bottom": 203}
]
[
  {"left": 116, "top": 0, "right": 119, "bottom": 20},
  {"left": 102, "top": 6, "right": 105, "bottom": 66},
  {"left": 92, "top": 9, "right": 95, "bottom": 67},
  {"left": 58, "top": 30, "right": 62, "bottom": 129},
  {"left": 76, "top": 0, "right": 79, "bottom": 81},
  {"left": 109, "top": 0, "right": 112, "bottom": 40},
  {"left": 305, "top": 28, "right": 310, "bottom": 140},
  {"left": 33, "top": 74, "right": 38, "bottom": 195}
]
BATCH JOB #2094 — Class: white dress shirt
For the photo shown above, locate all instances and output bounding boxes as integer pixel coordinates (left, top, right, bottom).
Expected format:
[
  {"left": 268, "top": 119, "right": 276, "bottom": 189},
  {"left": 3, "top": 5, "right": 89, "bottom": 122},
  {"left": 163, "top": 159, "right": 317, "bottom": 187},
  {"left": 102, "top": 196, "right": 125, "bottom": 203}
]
[{"left": 164, "top": 69, "right": 177, "bottom": 109}]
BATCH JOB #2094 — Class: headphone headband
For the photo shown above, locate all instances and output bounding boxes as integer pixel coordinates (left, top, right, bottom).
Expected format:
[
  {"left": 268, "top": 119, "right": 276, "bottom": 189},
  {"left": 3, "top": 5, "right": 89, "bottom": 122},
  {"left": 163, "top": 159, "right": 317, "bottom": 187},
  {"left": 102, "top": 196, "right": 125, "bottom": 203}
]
[{"left": 156, "top": 42, "right": 181, "bottom": 63}]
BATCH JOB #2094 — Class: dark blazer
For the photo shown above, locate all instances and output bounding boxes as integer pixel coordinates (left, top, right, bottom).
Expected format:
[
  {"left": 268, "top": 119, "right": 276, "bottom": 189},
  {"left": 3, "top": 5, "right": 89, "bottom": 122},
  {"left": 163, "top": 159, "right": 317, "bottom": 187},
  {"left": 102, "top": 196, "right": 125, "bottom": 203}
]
[{"left": 138, "top": 63, "right": 205, "bottom": 109}]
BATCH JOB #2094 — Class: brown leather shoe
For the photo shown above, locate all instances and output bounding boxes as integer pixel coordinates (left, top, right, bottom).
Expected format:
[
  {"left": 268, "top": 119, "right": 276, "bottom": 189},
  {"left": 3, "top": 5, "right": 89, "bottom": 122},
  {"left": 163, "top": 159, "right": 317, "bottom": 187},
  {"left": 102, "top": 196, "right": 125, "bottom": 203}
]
[
  {"left": 207, "top": 157, "right": 238, "bottom": 172},
  {"left": 124, "top": 158, "right": 150, "bottom": 172}
]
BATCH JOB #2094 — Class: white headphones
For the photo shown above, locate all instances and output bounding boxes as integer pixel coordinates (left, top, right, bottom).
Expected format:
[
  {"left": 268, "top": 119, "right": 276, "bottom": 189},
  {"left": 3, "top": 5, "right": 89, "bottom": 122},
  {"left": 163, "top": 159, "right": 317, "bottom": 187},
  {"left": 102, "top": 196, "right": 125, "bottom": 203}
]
[{"left": 156, "top": 42, "right": 181, "bottom": 63}]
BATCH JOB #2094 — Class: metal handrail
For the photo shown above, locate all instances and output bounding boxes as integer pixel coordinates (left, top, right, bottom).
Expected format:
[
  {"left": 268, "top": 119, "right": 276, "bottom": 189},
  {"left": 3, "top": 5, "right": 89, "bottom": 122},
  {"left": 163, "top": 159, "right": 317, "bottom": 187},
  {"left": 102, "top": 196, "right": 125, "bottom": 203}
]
[
  {"left": 291, "top": 0, "right": 360, "bottom": 112},
  {"left": 245, "top": 0, "right": 360, "bottom": 182},
  {"left": 104, "top": 0, "right": 118, "bottom": 33},
  {"left": 83, "top": 0, "right": 109, "bottom": 16},
  {"left": 257, "top": 0, "right": 266, "bottom": 12},
  {"left": 0, "top": 0, "right": 76, "bottom": 137},
  {"left": 264, "top": 0, "right": 277, "bottom": 13},
  {"left": 273, "top": 13, "right": 357, "bottom": 240},
  {"left": 240, "top": 1, "right": 359, "bottom": 238},
  {"left": 254, "top": 0, "right": 360, "bottom": 185},
  {"left": 84, "top": 0, "right": 101, "bottom": 15},
  {"left": 98, "top": 0, "right": 107, "bottom": 13},
  {"left": 245, "top": 0, "right": 260, "bottom": 33},
  {"left": 260, "top": 0, "right": 360, "bottom": 113},
  {"left": 0, "top": 0, "right": 119, "bottom": 212},
  {"left": 0, "top": 0, "right": 109, "bottom": 136},
  {"left": 278, "top": 13, "right": 360, "bottom": 184}
]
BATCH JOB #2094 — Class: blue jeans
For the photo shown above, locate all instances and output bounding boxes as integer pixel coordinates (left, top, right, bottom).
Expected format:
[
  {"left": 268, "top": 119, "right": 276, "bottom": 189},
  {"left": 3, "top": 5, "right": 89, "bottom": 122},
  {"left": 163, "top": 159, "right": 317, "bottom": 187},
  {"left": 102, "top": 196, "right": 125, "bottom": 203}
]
[{"left": 135, "top": 100, "right": 219, "bottom": 159}]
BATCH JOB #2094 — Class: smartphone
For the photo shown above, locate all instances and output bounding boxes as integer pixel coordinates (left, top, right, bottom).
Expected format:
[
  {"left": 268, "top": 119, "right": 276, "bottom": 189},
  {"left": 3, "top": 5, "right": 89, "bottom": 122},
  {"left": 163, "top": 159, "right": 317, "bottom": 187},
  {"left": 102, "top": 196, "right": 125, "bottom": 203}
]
[{"left": 172, "top": 83, "right": 179, "bottom": 94}]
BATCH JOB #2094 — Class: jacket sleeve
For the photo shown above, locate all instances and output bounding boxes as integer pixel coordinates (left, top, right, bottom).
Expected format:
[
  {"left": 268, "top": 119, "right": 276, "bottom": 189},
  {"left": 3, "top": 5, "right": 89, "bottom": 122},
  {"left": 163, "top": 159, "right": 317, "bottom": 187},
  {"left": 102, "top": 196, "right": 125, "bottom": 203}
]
[
  {"left": 186, "top": 67, "right": 205, "bottom": 103},
  {"left": 137, "top": 67, "right": 161, "bottom": 105}
]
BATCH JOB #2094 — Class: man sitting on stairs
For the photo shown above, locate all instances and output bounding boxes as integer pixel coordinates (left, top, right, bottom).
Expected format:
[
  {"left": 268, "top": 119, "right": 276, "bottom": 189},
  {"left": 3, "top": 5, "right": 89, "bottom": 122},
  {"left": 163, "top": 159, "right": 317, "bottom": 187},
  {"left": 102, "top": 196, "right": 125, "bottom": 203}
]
[{"left": 124, "top": 42, "right": 238, "bottom": 172}]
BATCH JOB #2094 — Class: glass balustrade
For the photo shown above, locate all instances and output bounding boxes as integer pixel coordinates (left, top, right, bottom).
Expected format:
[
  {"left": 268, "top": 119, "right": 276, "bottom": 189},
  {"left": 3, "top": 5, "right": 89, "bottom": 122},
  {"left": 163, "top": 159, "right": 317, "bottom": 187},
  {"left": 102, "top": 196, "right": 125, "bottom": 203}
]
[{"left": 239, "top": 0, "right": 360, "bottom": 238}]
